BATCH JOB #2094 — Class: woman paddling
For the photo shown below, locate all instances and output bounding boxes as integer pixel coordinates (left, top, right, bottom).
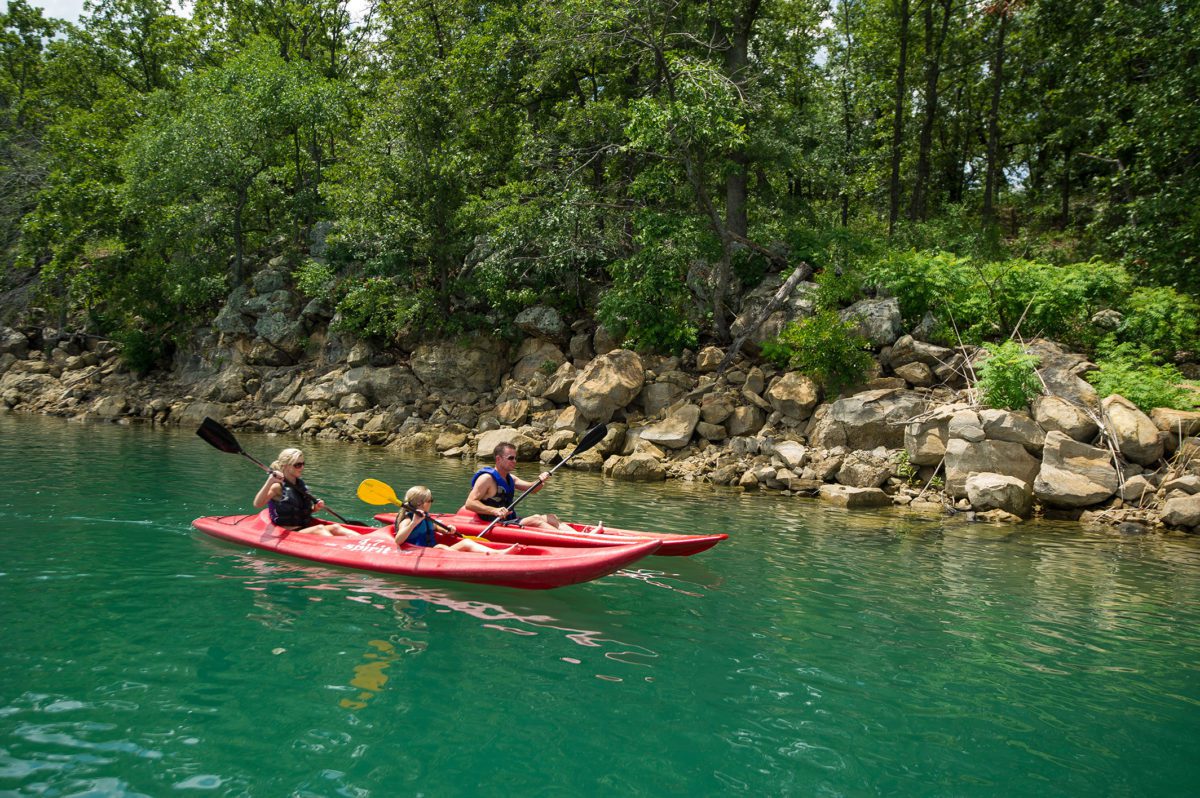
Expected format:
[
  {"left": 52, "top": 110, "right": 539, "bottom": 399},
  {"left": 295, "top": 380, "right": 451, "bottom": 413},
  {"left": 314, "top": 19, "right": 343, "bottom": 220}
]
[{"left": 253, "top": 448, "right": 357, "bottom": 537}]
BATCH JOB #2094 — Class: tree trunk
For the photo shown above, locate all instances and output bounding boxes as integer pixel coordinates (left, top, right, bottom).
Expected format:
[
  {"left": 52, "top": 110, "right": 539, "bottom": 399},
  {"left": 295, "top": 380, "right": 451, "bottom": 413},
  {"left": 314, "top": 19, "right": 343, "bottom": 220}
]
[
  {"left": 910, "top": 0, "right": 951, "bottom": 222},
  {"left": 888, "top": 0, "right": 910, "bottom": 236},
  {"left": 982, "top": 10, "right": 1009, "bottom": 226}
]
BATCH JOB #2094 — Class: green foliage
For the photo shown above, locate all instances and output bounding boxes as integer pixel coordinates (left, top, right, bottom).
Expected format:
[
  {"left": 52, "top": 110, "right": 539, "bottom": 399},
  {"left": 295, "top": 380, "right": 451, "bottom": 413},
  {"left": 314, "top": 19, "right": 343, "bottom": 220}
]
[
  {"left": 976, "top": 341, "right": 1042, "bottom": 411},
  {"left": 293, "top": 259, "right": 334, "bottom": 299},
  {"left": 598, "top": 248, "right": 699, "bottom": 354},
  {"left": 1087, "top": 343, "right": 1199, "bottom": 413},
  {"left": 113, "top": 327, "right": 168, "bottom": 375},
  {"left": 332, "top": 277, "right": 406, "bottom": 342},
  {"left": 894, "top": 449, "right": 918, "bottom": 486},
  {"left": 762, "top": 310, "right": 873, "bottom": 394},
  {"left": 1113, "top": 287, "right": 1200, "bottom": 359}
]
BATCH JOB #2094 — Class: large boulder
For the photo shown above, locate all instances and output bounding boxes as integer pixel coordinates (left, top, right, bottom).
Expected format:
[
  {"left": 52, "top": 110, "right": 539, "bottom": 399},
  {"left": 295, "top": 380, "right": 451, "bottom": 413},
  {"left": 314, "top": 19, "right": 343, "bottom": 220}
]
[
  {"left": 475, "top": 428, "right": 539, "bottom": 460},
  {"left": 1150, "top": 408, "right": 1200, "bottom": 438},
  {"left": 1101, "top": 395, "right": 1164, "bottom": 466},
  {"left": 944, "top": 438, "right": 1040, "bottom": 498},
  {"left": 514, "top": 306, "right": 566, "bottom": 341},
  {"left": 1160, "top": 494, "right": 1200, "bottom": 530},
  {"left": 904, "top": 403, "right": 971, "bottom": 466},
  {"left": 818, "top": 484, "right": 892, "bottom": 508},
  {"left": 726, "top": 405, "right": 766, "bottom": 437},
  {"left": 979, "top": 409, "right": 1045, "bottom": 453},
  {"left": 887, "top": 335, "right": 953, "bottom": 369},
  {"left": 808, "top": 389, "right": 927, "bottom": 450},
  {"left": 1027, "top": 339, "right": 1099, "bottom": 409},
  {"left": 640, "top": 381, "right": 686, "bottom": 417},
  {"left": 839, "top": 297, "right": 902, "bottom": 348},
  {"left": 766, "top": 372, "right": 821, "bottom": 421},
  {"left": 0, "top": 327, "right": 29, "bottom": 358},
  {"left": 1032, "top": 395, "right": 1098, "bottom": 442},
  {"left": 602, "top": 452, "right": 667, "bottom": 481},
  {"left": 411, "top": 335, "right": 510, "bottom": 392},
  {"left": 511, "top": 339, "right": 566, "bottom": 383},
  {"left": 337, "top": 366, "right": 423, "bottom": 406},
  {"left": 836, "top": 452, "right": 892, "bottom": 488},
  {"left": 637, "top": 403, "right": 701, "bottom": 449},
  {"left": 569, "top": 349, "right": 645, "bottom": 423},
  {"left": 1034, "top": 430, "right": 1119, "bottom": 508},
  {"left": 965, "top": 473, "right": 1034, "bottom": 517}
]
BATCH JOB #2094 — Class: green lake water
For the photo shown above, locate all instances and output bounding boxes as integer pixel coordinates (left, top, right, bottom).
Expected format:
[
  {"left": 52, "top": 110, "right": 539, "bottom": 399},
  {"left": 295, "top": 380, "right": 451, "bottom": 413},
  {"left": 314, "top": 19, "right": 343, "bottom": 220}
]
[{"left": 2, "top": 414, "right": 1199, "bottom": 796}]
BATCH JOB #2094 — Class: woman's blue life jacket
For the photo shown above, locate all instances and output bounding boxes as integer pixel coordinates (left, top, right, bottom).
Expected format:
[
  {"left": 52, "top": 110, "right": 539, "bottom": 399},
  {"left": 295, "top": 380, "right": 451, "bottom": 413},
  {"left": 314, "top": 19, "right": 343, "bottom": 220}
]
[
  {"left": 471, "top": 466, "right": 519, "bottom": 522},
  {"left": 269, "top": 477, "right": 314, "bottom": 528},
  {"left": 395, "top": 511, "right": 437, "bottom": 547}
]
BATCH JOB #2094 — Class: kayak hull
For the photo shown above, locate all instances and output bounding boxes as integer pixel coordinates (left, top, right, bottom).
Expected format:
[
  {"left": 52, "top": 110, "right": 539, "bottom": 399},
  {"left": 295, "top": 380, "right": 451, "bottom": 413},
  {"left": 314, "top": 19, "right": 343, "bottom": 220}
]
[
  {"left": 373, "top": 512, "right": 728, "bottom": 556},
  {"left": 192, "top": 511, "right": 660, "bottom": 590}
]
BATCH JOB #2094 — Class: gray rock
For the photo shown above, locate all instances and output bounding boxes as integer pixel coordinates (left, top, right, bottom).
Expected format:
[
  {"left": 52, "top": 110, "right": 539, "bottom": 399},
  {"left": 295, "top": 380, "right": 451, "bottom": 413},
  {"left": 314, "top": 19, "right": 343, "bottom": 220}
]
[
  {"left": 1149, "top": 408, "right": 1200, "bottom": 437},
  {"left": 807, "top": 389, "right": 928, "bottom": 450},
  {"left": 1160, "top": 475, "right": 1200, "bottom": 495},
  {"left": 729, "top": 276, "right": 819, "bottom": 346},
  {"left": 1034, "top": 430, "right": 1119, "bottom": 508},
  {"left": 979, "top": 408, "right": 1045, "bottom": 452},
  {"left": 1118, "top": 475, "right": 1155, "bottom": 503},
  {"left": 1161, "top": 494, "right": 1200, "bottom": 529},
  {"left": 839, "top": 297, "right": 903, "bottom": 348},
  {"left": 514, "top": 306, "right": 566, "bottom": 341},
  {"left": 774, "top": 441, "right": 808, "bottom": 470},
  {"left": 638, "top": 403, "right": 701, "bottom": 449},
  {"left": 948, "top": 410, "right": 985, "bottom": 442},
  {"left": 511, "top": 338, "right": 566, "bottom": 383},
  {"left": 726, "top": 405, "right": 766, "bottom": 437},
  {"left": 602, "top": 452, "right": 667, "bottom": 481},
  {"left": 411, "top": 335, "right": 509, "bottom": 392},
  {"left": 944, "top": 438, "right": 1040, "bottom": 498},
  {"left": 570, "top": 349, "right": 645, "bottom": 423},
  {"left": 894, "top": 361, "right": 933, "bottom": 388},
  {"left": 836, "top": 452, "right": 892, "bottom": 488}
]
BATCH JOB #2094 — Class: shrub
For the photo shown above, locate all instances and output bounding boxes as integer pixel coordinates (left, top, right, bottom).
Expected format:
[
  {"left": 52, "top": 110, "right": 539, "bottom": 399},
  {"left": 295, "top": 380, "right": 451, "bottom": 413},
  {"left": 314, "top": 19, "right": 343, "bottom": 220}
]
[
  {"left": 761, "top": 310, "right": 873, "bottom": 394},
  {"left": 332, "top": 276, "right": 406, "bottom": 341},
  {"left": 293, "top": 258, "right": 335, "bottom": 298},
  {"left": 1087, "top": 343, "right": 1199, "bottom": 413},
  {"left": 976, "top": 340, "right": 1042, "bottom": 410},
  {"left": 1114, "top": 287, "right": 1200, "bottom": 359}
]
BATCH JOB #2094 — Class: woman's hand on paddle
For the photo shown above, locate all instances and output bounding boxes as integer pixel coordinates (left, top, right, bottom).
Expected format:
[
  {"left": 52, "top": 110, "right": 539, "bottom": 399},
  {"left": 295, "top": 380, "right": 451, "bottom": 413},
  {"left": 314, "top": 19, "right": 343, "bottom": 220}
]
[{"left": 313, "top": 499, "right": 326, "bottom": 511}]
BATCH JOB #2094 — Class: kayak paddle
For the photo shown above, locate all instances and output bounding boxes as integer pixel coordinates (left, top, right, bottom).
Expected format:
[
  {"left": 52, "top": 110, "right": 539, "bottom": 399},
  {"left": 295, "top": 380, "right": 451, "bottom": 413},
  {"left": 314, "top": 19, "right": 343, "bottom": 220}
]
[
  {"left": 196, "top": 416, "right": 365, "bottom": 525},
  {"left": 476, "top": 422, "right": 609, "bottom": 538},
  {"left": 356, "top": 478, "right": 460, "bottom": 535}
]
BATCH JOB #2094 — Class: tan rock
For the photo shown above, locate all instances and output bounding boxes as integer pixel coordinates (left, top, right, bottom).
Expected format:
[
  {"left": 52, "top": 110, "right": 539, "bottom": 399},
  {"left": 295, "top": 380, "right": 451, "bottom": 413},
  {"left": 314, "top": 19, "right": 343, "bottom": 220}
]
[
  {"left": 965, "top": 473, "right": 1033, "bottom": 517},
  {"left": 569, "top": 349, "right": 645, "bottom": 423},
  {"left": 818, "top": 484, "right": 892, "bottom": 508},
  {"left": 1034, "top": 430, "right": 1119, "bottom": 508},
  {"left": 1032, "top": 394, "right": 1098, "bottom": 442},
  {"left": 765, "top": 371, "right": 820, "bottom": 421},
  {"left": 1102, "top": 394, "right": 1164, "bottom": 466}
]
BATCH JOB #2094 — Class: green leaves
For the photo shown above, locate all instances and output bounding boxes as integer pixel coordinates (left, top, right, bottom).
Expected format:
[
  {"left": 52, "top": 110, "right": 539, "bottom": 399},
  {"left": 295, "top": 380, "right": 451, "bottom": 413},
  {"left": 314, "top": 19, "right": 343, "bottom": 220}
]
[{"left": 976, "top": 341, "right": 1042, "bottom": 411}]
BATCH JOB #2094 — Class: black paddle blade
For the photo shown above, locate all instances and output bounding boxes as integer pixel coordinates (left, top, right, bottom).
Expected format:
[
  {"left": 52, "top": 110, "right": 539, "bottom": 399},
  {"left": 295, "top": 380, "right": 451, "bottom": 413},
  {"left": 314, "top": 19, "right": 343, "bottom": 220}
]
[
  {"left": 572, "top": 423, "right": 609, "bottom": 456},
  {"left": 196, "top": 417, "right": 242, "bottom": 455}
]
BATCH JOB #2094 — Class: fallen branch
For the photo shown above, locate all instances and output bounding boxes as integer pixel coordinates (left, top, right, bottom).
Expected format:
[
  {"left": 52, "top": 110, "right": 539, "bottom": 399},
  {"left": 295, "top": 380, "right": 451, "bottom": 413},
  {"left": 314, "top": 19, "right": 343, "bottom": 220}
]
[{"left": 717, "top": 260, "right": 813, "bottom": 374}]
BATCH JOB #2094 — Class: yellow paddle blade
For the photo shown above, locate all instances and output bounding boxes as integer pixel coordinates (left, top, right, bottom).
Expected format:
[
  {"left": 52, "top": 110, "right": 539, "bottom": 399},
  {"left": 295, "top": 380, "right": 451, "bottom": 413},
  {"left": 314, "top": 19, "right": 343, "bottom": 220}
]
[{"left": 356, "top": 478, "right": 402, "bottom": 507}]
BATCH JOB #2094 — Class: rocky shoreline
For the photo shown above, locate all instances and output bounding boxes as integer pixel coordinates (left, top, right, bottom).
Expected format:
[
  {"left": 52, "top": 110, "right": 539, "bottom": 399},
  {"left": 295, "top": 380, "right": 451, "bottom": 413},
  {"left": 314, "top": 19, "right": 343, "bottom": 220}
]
[{"left": 3, "top": 272, "right": 1199, "bottom": 535}]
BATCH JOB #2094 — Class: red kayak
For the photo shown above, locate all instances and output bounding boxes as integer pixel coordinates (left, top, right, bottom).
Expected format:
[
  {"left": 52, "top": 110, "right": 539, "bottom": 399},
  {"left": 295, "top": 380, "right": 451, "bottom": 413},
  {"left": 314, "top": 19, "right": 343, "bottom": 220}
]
[
  {"left": 372, "top": 512, "right": 728, "bottom": 556},
  {"left": 192, "top": 511, "right": 660, "bottom": 590}
]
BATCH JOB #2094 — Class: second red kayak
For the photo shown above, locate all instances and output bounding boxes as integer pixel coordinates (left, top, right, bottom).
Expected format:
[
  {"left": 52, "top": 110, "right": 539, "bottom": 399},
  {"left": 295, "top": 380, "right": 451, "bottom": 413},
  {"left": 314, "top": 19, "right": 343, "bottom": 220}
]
[{"left": 372, "top": 512, "right": 728, "bottom": 556}]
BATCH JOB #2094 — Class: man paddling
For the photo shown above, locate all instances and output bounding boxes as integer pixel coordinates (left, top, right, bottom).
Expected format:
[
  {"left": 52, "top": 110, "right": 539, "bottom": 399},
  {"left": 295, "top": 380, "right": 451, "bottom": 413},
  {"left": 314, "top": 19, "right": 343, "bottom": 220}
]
[{"left": 463, "top": 442, "right": 574, "bottom": 533}]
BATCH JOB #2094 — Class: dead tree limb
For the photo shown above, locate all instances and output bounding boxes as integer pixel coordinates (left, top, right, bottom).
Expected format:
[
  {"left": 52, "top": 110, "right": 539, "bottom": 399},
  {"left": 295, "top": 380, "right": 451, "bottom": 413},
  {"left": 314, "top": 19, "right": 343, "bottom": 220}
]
[{"left": 717, "top": 260, "right": 813, "bottom": 374}]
